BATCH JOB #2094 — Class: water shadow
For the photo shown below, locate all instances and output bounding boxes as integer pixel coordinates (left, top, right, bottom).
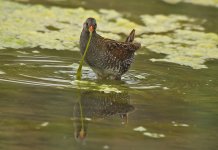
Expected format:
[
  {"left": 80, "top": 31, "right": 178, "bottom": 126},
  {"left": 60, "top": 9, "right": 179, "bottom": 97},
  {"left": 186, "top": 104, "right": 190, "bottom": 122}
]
[{"left": 73, "top": 90, "right": 134, "bottom": 142}]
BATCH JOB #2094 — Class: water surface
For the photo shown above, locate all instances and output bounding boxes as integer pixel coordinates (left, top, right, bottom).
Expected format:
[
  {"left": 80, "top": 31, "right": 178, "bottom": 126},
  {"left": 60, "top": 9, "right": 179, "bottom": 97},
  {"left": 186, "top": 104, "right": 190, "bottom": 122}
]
[{"left": 0, "top": 0, "right": 218, "bottom": 150}]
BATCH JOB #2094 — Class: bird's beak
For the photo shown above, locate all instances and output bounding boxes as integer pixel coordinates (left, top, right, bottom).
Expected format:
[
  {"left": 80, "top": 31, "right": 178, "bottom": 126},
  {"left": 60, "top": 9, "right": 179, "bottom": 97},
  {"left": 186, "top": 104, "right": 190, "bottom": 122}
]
[
  {"left": 89, "top": 25, "right": 94, "bottom": 32},
  {"left": 79, "top": 129, "right": 86, "bottom": 140}
]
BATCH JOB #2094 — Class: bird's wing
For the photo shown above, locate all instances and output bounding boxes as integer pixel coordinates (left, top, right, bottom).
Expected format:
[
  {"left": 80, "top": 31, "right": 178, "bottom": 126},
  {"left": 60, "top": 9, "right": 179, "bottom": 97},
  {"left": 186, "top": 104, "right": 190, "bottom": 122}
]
[
  {"left": 106, "top": 41, "right": 141, "bottom": 61},
  {"left": 107, "top": 41, "right": 141, "bottom": 52}
]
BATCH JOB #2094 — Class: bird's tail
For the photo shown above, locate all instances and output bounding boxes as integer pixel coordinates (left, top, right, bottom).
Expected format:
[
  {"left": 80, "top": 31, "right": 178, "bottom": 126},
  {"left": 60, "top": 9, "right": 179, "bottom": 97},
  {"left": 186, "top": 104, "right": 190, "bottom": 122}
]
[{"left": 125, "top": 29, "right": 135, "bottom": 43}]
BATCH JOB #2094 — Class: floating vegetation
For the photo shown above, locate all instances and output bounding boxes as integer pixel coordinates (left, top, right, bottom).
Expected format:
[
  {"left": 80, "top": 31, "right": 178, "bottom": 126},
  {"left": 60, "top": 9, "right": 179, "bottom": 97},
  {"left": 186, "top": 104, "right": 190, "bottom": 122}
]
[
  {"left": 40, "top": 122, "right": 49, "bottom": 127},
  {"left": 71, "top": 80, "right": 122, "bottom": 93},
  {"left": 1, "top": 0, "right": 218, "bottom": 69},
  {"left": 162, "top": 0, "right": 218, "bottom": 8},
  {"left": 136, "top": 29, "right": 218, "bottom": 69},
  {"left": 133, "top": 126, "right": 147, "bottom": 132},
  {"left": 0, "top": 71, "right": 6, "bottom": 75},
  {"left": 137, "top": 14, "right": 218, "bottom": 69},
  {"left": 172, "top": 121, "right": 189, "bottom": 127},
  {"left": 130, "top": 85, "right": 161, "bottom": 90},
  {"left": 143, "top": 132, "right": 166, "bottom": 138},
  {"left": 134, "top": 75, "right": 147, "bottom": 79},
  {"left": 140, "top": 14, "right": 203, "bottom": 33},
  {"left": 35, "top": 122, "right": 50, "bottom": 129},
  {"left": 0, "top": 0, "right": 133, "bottom": 50},
  {"left": 133, "top": 126, "right": 165, "bottom": 138},
  {"left": 163, "top": 87, "right": 169, "bottom": 90},
  {"left": 32, "top": 50, "right": 40, "bottom": 54}
]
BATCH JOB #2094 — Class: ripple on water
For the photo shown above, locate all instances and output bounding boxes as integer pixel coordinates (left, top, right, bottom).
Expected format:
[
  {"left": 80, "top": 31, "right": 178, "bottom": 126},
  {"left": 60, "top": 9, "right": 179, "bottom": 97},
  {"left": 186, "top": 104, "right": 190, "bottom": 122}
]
[
  {"left": 0, "top": 64, "right": 164, "bottom": 93},
  {"left": 19, "top": 74, "right": 71, "bottom": 83},
  {"left": 0, "top": 50, "right": 164, "bottom": 93},
  {"left": 0, "top": 78, "right": 69, "bottom": 87},
  {"left": 0, "top": 70, "right": 6, "bottom": 75}
]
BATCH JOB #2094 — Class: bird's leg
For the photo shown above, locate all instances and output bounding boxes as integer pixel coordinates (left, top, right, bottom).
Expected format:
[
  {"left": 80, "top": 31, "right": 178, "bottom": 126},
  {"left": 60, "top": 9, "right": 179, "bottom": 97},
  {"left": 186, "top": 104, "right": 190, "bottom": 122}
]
[{"left": 120, "top": 113, "right": 128, "bottom": 124}]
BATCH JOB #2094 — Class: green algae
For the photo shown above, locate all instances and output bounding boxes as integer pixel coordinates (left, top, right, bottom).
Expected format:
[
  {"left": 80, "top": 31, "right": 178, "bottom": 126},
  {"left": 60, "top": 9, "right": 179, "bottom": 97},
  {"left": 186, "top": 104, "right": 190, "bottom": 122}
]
[
  {"left": 0, "top": 70, "right": 6, "bottom": 75},
  {"left": 136, "top": 29, "right": 218, "bottom": 69},
  {"left": 162, "top": 0, "right": 218, "bottom": 8},
  {"left": 136, "top": 15, "right": 218, "bottom": 69},
  {"left": 140, "top": 14, "right": 202, "bottom": 33},
  {"left": 71, "top": 80, "right": 122, "bottom": 93},
  {"left": 0, "top": 0, "right": 131, "bottom": 50}
]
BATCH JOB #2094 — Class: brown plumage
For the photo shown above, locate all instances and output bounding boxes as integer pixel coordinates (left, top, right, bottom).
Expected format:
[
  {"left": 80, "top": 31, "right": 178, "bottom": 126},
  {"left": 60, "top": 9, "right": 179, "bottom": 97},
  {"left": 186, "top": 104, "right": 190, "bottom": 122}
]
[{"left": 80, "top": 18, "right": 141, "bottom": 80}]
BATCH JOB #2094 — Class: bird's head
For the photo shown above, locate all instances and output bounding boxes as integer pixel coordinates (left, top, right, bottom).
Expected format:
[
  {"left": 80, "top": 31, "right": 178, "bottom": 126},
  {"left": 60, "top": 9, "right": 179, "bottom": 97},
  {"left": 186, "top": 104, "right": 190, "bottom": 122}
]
[{"left": 83, "top": 17, "right": 97, "bottom": 33}]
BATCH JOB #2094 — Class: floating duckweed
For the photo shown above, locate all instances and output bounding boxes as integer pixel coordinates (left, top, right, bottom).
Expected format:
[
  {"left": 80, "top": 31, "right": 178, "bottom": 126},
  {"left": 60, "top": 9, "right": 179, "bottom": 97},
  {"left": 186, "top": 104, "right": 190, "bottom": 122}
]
[
  {"left": 143, "top": 132, "right": 166, "bottom": 138},
  {"left": 137, "top": 14, "right": 218, "bottom": 69},
  {"left": 32, "top": 50, "right": 40, "bottom": 54},
  {"left": 0, "top": 71, "right": 6, "bottom": 75},
  {"left": 36, "top": 121, "right": 49, "bottom": 129},
  {"left": 140, "top": 14, "right": 197, "bottom": 33},
  {"left": 99, "top": 9, "right": 121, "bottom": 20},
  {"left": 130, "top": 85, "right": 161, "bottom": 90},
  {"left": 162, "top": 0, "right": 181, "bottom": 4},
  {"left": 98, "top": 31, "right": 121, "bottom": 40},
  {"left": 172, "top": 121, "right": 189, "bottom": 127},
  {"left": 71, "top": 80, "right": 122, "bottom": 93},
  {"left": 0, "top": 0, "right": 127, "bottom": 50},
  {"left": 40, "top": 122, "right": 49, "bottom": 127},
  {"left": 162, "top": 0, "right": 218, "bottom": 8},
  {"left": 134, "top": 75, "right": 146, "bottom": 79},
  {"left": 137, "top": 29, "right": 218, "bottom": 69},
  {"left": 163, "top": 87, "right": 169, "bottom": 90},
  {"left": 133, "top": 126, "right": 147, "bottom": 132},
  {"left": 103, "top": 145, "right": 110, "bottom": 150}
]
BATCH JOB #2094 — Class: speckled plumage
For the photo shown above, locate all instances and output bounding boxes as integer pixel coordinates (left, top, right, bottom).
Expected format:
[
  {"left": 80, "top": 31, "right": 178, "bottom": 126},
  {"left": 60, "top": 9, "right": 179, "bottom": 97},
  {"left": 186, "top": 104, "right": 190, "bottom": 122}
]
[{"left": 80, "top": 18, "right": 141, "bottom": 80}]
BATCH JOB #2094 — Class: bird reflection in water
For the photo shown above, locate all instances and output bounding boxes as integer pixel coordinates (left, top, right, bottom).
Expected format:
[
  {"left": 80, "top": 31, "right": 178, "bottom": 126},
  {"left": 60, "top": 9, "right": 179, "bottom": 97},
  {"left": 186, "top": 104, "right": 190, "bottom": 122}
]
[{"left": 73, "top": 91, "right": 134, "bottom": 142}]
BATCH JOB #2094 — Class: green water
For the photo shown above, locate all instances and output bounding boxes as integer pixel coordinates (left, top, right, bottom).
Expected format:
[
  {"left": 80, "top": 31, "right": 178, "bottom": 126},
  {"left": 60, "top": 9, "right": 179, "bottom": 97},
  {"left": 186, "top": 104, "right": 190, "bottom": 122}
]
[{"left": 0, "top": 0, "right": 218, "bottom": 150}]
